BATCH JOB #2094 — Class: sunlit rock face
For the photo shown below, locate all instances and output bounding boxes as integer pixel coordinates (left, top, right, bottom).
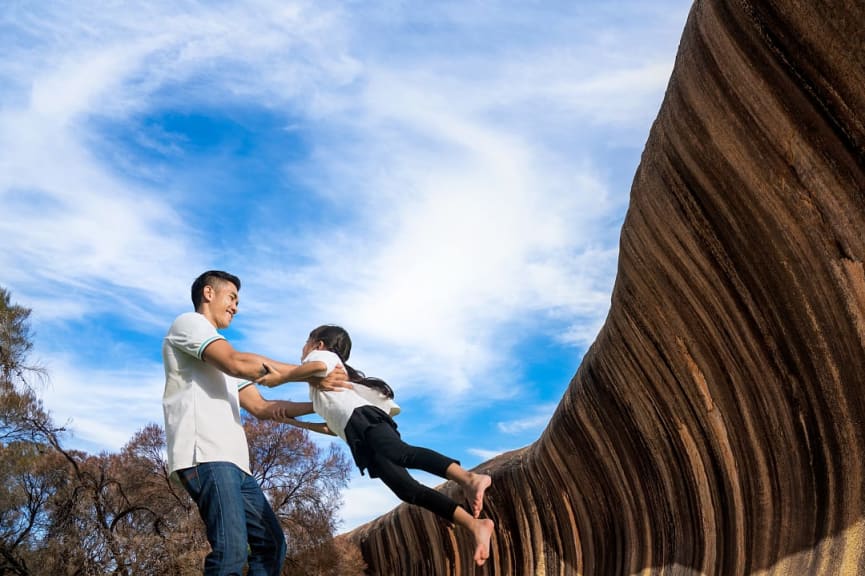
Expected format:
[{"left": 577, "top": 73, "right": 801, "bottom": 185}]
[{"left": 346, "top": 1, "right": 865, "bottom": 573}]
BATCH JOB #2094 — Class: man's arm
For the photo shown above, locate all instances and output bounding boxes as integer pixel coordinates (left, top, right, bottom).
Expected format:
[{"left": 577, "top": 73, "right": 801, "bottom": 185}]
[
  {"left": 202, "top": 335, "right": 351, "bottom": 392},
  {"left": 238, "top": 385, "right": 316, "bottom": 420},
  {"left": 202, "top": 339, "right": 279, "bottom": 381}
]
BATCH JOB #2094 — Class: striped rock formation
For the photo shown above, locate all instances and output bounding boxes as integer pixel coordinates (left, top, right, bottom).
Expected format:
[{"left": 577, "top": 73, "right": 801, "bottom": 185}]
[{"left": 347, "top": 1, "right": 865, "bottom": 573}]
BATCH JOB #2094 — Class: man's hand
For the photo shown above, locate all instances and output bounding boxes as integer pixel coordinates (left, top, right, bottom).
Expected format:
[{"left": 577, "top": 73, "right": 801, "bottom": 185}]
[
  {"left": 309, "top": 364, "right": 352, "bottom": 391},
  {"left": 255, "top": 362, "right": 283, "bottom": 388}
]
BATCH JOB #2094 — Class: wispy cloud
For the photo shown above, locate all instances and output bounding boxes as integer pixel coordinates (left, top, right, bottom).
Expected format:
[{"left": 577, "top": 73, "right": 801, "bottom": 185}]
[
  {"left": 35, "top": 355, "right": 166, "bottom": 452},
  {"left": 2, "top": 0, "right": 693, "bottom": 531},
  {"left": 1, "top": 0, "right": 357, "bottom": 309},
  {"left": 338, "top": 475, "right": 403, "bottom": 532},
  {"left": 1, "top": 0, "right": 683, "bottom": 373},
  {"left": 497, "top": 404, "right": 558, "bottom": 435},
  {"left": 468, "top": 448, "right": 508, "bottom": 461}
]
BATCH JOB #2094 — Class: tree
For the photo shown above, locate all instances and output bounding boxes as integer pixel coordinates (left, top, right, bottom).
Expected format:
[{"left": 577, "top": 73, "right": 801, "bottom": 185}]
[
  {"left": 0, "top": 288, "right": 33, "bottom": 384},
  {"left": 0, "top": 287, "right": 66, "bottom": 575},
  {"left": 25, "top": 418, "right": 361, "bottom": 575},
  {"left": 0, "top": 287, "right": 55, "bottom": 446},
  {"left": 0, "top": 441, "right": 55, "bottom": 575},
  {"left": 29, "top": 430, "right": 205, "bottom": 576},
  {"left": 109, "top": 423, "right": 206, "bottom": 575}
]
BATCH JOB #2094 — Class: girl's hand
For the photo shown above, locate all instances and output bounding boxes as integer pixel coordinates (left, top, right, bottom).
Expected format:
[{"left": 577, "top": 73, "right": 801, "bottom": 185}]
[
  {"left": 318, "top": 423, "right": 336, "bottom": 436},
  {"left": 282, "top": 417, "right": 336, "bottom": 436},
  {"left": 255, "top": 363, "right": 283, "bottom": 387}
]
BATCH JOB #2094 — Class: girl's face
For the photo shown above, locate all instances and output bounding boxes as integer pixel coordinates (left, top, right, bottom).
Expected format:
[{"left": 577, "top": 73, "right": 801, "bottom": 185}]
[{"left": 302, "top": 337, "right": 323, "bottom": 360}]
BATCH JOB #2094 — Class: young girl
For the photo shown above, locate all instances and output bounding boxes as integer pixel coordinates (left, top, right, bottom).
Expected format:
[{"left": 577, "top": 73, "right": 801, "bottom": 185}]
[{"left": 277, "top": 324, "right": 494, "bottom": 567}]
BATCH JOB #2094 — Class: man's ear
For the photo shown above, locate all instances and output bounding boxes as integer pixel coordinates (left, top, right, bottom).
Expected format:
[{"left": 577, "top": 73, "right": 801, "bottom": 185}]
[
  {"left": 202, "top": 284, "right": 215, "bottom": 303},
  {"left": 315, "top": 340, "right": 325, "bottom": 350}
]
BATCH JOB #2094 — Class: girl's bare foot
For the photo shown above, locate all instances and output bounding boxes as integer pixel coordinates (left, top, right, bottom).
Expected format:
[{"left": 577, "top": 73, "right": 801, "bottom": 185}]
[
  {"left": 463, "top": 473, "right": 492, "bottom": 518},
  {"left": 472, "top": 518, "right": 495, "bottom": 566}
]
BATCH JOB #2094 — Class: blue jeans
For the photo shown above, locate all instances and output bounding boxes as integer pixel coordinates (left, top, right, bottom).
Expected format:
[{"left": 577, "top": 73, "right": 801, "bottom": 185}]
[{"left": 177, "top": 462, "right": 287, "bottom": 576}]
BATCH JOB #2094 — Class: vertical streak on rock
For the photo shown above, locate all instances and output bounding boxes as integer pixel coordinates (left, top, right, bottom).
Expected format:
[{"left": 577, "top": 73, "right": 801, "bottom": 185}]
[
  {"left": 676, "top": 417, "right": 717, "bottom": 574},
  {"left": 347, "top": 1, "right": 865, "bottom": 573}
]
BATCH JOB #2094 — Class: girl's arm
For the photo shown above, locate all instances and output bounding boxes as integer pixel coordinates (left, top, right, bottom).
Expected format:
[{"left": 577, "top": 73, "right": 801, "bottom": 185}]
[
  {"left": 241, "top": 385, "right": 334, "bottom": 435},
  {"left": 256, "top": 360, "right": 351, "bottom": 392},
  {"left": 263, "top": 360, "right": 328, "bottom": 382},
  {"left": 280, "top": 417, "right": 336, "bottom": 436}
]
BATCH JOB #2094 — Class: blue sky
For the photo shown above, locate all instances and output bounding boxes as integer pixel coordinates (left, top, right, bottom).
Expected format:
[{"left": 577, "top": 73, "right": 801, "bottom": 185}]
[{"left": 0, "top": 0, "right": 692, "bottom": 531}]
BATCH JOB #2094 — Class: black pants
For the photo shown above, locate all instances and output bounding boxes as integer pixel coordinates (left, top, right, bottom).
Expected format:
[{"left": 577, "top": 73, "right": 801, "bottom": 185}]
[{"left": 359, "top": 415, "right": 460, "bottom": 521}]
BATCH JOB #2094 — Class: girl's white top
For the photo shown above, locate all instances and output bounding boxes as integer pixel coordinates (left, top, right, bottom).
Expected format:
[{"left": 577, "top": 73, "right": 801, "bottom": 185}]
[{"left": 304, "top": 349, "right": 400, "bottom": 441}]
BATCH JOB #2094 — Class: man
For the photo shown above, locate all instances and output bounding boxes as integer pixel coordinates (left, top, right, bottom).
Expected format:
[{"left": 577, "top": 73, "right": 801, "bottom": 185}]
[{"left": 162, "top": 270, "right": 348, "bottom": 575}]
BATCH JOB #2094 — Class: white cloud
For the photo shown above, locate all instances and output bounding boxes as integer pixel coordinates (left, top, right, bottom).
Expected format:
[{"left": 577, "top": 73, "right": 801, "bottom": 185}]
[
  {"left": 497, "top": 403, "right": 557, "bottom": 435},
  {"left": 0, "top": 32, "right": 203, "bottom": 322},
  {"left": 279, "top": 90, "right": 620, "bottom": 402},
  {"left": 467, "top": 448, "right": 507, "bottom": 461},
  {"left": 1, "top": 0, "right": 666, "bottom": 337},
  {"left": 337, "top": 468, "right": 456, "bottom": 532},
  {"left": 1, "top": 0, "right": 691, "bottom": 455},
  {"left": 337, "top": 474, "right": 403, "bottom": 533},
  {"left": 0, "top": 0, "right": 357, "bottom": 312},
  {"left": 224, "top": 3, "right": 682, "bottom": 405},
  {"left": 37, "top": 353, "right": 166, "bottom": 452}
]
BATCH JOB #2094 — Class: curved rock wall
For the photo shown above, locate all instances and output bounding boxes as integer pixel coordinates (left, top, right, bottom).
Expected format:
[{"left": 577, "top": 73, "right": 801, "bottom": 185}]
[{"left": 347, "top": 1, "right": 865, "bottom": 573}]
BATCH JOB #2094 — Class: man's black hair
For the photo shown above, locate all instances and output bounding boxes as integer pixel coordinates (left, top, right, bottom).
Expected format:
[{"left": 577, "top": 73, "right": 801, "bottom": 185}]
[{"left": 191, "top": 270, "right": 241, "bottom": 309}]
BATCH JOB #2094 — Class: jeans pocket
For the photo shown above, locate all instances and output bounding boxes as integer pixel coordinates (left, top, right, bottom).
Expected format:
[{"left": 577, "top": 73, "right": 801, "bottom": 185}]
[{"left": 176, "top": 466, "right": 201, "bottom": 499}]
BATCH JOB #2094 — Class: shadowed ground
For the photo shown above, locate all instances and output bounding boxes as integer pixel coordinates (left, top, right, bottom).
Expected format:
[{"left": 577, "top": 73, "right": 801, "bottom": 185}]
[{"left": 346, "top": 1, "right": 865, "bottom": 573}]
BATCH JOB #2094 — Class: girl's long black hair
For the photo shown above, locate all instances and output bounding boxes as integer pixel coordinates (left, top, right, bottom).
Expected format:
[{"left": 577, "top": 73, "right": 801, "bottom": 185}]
[{"left": 308, "top": 325, "right": 394, "bottom": 399}]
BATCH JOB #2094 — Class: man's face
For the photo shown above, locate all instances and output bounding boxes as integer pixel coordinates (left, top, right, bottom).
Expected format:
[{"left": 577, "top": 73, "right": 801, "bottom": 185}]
[{"left": 207, "top": 281, "right": 239, "bottom": 329}]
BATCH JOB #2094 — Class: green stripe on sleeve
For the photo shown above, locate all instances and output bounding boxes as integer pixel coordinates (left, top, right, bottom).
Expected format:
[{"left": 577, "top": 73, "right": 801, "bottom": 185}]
[{"left": 196, "top": 335, "right": 225, "bottom": 359}]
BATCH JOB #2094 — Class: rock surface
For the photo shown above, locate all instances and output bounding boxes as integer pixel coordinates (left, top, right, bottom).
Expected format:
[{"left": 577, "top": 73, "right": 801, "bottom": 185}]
[{"left": 347, "top": 1, "right": 865, "bottom": 573}]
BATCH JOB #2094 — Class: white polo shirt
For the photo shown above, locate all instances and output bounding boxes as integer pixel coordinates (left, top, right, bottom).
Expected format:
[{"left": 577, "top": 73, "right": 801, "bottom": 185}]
[
  {"left": 162, "top": 312, "right": 251, "bottom": 475},
  {"left": 304, "top": 349, "right": 400, "bottom": 441}
]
